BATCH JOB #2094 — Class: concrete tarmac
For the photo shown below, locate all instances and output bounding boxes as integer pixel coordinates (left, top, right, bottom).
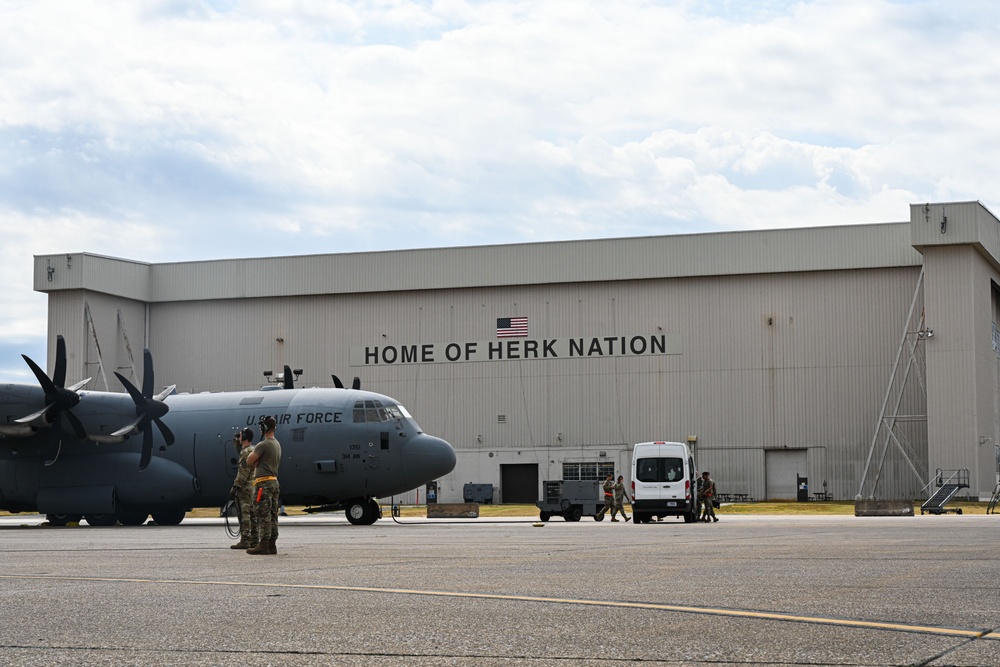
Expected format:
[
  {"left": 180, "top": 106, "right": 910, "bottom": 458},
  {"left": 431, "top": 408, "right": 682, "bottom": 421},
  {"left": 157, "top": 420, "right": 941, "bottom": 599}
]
[{"left": 1, "top": 512, "right": 998, "bottom": 666}]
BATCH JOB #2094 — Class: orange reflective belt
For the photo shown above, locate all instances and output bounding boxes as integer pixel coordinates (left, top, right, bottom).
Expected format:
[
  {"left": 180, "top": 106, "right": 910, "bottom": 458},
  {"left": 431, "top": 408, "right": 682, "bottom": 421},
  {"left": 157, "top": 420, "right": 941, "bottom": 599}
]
[{"left": 254, "top": 476, "right": 277, "bottom": 485}]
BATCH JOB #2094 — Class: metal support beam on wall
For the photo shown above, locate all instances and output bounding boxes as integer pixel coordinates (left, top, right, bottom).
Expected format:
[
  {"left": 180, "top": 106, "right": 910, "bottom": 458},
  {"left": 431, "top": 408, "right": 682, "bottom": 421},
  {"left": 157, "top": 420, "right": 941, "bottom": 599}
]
[{"left": 857, "top": 269, "right": 930, "bottom": 500}]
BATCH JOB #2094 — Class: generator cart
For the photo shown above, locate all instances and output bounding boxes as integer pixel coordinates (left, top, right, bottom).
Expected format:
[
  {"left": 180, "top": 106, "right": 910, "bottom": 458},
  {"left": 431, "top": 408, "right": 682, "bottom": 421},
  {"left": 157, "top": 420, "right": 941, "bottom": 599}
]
[{"left": 536, "top": 480, "right": 606, "bottom": 521}]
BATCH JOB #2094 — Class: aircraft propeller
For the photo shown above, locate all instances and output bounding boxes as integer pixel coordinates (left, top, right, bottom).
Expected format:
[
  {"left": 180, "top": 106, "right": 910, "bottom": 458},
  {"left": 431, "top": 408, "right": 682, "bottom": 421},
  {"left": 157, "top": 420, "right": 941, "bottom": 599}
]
[
  {"left": 16, "top": 335, "right": 90, "bottom": 440},
  {"left": 112, "top": 349, "right": 176, "bottom": 471}
]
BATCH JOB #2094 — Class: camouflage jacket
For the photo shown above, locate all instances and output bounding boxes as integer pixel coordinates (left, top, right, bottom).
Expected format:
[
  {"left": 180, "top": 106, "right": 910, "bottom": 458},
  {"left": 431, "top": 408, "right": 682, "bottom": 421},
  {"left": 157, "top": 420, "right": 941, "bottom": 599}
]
[{"left": 232, "top": 447, "right": 254, "bottom": 492}]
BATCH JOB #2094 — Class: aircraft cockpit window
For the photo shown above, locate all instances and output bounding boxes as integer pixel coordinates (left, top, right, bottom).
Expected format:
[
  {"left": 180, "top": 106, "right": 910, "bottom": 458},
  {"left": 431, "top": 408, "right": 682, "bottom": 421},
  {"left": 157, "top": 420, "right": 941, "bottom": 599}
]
[{"left": 353, "top": 400, "right": 406, "bottom": 423}]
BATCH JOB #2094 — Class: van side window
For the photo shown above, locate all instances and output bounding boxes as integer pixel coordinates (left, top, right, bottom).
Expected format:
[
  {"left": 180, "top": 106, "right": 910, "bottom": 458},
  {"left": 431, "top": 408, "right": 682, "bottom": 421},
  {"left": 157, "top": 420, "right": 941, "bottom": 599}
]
[{"left": 636, "top": 457, "right": 685, "bottom": 483}]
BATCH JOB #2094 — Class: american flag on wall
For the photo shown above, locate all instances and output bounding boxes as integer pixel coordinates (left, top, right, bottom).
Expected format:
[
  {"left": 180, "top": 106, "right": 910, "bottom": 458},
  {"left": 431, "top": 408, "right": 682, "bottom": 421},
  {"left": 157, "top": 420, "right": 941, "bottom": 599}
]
[{"left": 496, "top": 316, "right": 528, "bottom": 338}]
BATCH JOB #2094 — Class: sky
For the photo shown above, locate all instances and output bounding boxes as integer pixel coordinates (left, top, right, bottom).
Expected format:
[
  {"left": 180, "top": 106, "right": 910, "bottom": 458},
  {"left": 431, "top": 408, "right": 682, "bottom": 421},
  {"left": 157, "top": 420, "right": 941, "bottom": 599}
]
[{"left": 2, "top": 0, "right": 999, "bottom": 381}]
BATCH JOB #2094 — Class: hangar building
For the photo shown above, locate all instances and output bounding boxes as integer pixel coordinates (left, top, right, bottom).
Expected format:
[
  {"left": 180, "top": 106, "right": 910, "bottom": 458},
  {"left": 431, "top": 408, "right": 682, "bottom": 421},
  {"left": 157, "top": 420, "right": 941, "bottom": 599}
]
[{"left": 32, "top": 201, "right": 1000, "bottom": 504}]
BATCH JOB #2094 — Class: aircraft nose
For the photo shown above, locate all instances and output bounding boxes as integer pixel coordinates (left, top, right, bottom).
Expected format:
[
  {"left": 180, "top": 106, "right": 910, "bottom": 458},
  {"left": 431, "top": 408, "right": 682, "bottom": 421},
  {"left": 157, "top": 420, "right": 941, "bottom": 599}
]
[{"left": 401, "top": 433, "right": 456, "bottom": 480}]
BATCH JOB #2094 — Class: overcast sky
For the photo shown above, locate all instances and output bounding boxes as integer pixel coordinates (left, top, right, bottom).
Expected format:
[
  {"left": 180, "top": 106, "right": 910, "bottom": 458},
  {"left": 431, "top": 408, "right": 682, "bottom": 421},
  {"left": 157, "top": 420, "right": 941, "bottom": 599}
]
[{"left": 2, "top": 0, "right": 998, "bottom": 381}]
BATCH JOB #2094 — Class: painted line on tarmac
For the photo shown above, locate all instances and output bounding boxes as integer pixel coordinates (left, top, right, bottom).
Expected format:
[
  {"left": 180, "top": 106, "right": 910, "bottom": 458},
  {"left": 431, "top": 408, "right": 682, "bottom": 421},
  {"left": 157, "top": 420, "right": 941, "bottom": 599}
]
[{"left": 0, "top": 574, "right": 990, "bottom": 639}]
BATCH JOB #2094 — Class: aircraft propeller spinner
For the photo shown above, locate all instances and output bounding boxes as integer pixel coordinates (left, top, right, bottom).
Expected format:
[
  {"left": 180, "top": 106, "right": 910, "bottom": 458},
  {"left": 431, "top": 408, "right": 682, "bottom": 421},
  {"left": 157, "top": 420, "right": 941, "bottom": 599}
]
[
  {"left": 16, "top": 335, "right": 90, "bottom": 440},
  {"left": 113, "top": 349, "right": 176, "bottom": 471}
]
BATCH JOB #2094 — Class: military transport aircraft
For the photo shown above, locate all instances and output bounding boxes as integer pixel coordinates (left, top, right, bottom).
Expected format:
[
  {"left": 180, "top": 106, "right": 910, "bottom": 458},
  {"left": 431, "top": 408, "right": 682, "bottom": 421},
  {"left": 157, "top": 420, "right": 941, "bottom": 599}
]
[{"left": 0, "top": 336, "right": 456, "bottom": 526}]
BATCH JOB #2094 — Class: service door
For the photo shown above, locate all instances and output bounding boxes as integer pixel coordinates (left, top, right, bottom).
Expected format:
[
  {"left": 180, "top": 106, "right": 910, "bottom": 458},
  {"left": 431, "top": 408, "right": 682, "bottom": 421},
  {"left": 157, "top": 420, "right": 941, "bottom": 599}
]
[
  {"left": 500, "top": 463, "right": 538, "bottom": 503},
  {"left": 764, "top": 449, "right": 807, "bottom": 500}
]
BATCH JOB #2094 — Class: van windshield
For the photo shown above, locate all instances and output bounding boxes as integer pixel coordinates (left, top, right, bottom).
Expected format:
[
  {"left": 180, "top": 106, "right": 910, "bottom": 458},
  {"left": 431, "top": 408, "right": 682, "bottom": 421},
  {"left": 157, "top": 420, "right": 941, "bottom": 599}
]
[{"left": 636, "top": 457, "right": 685, "bottom": 483}]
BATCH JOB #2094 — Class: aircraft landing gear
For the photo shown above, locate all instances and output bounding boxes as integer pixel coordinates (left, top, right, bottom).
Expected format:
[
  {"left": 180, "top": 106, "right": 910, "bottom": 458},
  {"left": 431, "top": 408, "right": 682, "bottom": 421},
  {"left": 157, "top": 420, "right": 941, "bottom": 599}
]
[
  {"left": 84, "top": 513, "right": 118, "bottom": 527},
  {"left": 117, "top": 509, "right": 149, "bottom": 526},
  {"left": 151, "top": 509, "right": 186, "bottom": 526},
  {"left": 45, "top": 513, "right": 82, "bottom": 527},
  {"left": 345, "top": 498, "right": 380, "bottom": 525}
]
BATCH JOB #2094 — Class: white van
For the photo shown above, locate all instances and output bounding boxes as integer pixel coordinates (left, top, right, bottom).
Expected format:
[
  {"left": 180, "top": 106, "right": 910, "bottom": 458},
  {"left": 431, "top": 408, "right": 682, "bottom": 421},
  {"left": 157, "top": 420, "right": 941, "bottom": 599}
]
[{"left": 631, "top": 441, "right": 697, "bottom": 523}]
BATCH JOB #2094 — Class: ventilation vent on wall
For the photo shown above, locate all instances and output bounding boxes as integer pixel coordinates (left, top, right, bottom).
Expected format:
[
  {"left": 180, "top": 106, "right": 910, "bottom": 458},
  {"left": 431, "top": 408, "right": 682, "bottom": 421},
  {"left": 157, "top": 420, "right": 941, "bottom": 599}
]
[{"left": 497, "top": 415, "right": 507, "bottom": 423}]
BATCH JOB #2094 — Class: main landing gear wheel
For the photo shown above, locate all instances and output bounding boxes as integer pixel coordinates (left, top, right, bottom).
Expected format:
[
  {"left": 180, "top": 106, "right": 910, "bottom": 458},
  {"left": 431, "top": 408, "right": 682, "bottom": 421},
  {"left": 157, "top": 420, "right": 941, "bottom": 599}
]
[
  {"left": 151, "top": 509, "right": 186, "bottom": 526},
  {"left": 117, "top": 509, "right": 149, "bottom": 526},
  {"left": 84, "top": 513, "right": 118, "bottom": 527},
  {"left": 46, "top": 513, "right": 82, "bottom": 527},
  {"left": 345, "top": 499, "right": 379, "bottom": 525}
]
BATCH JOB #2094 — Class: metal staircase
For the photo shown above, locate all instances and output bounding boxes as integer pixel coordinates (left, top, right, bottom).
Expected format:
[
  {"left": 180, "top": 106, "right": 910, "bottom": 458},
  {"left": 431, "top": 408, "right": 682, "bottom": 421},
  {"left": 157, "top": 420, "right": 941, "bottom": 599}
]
[
  {"left": 989, "top": 483, "right": 1000, "bottom": 515},
  {"left": 920, "top": 469, "right": 969, "bottom": 515}
]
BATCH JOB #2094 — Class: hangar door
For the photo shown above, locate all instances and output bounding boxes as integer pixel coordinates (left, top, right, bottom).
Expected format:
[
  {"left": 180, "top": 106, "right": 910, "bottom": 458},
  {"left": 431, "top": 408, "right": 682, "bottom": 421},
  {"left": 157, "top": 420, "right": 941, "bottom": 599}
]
[
  {"left": 500, "top": 464, "right": 538, "bottom": 504},
  {"left": 764, "top": 449, "right": 807, "bottom": 500}
]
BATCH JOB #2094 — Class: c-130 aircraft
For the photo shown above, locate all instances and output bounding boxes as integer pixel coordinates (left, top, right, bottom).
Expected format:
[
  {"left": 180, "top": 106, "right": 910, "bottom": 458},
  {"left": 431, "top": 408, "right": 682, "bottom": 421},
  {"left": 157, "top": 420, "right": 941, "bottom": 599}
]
[{"left": 0, "top": 336, "right": 456, "bottom": 526}]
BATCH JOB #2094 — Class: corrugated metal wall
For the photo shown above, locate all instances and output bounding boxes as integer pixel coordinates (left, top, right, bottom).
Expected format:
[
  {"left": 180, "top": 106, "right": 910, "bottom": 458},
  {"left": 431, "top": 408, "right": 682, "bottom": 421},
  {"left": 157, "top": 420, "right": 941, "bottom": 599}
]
[
  {"left": 117, "top": 264, "right": 926, "bottom": 502},
  {"left": 54, "top": 209, "right": 1000, "bottom": 503}
]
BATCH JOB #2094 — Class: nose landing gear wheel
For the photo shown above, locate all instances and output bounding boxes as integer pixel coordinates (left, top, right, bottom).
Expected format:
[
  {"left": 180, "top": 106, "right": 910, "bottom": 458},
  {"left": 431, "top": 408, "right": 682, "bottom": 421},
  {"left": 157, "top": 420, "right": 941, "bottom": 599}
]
[{"left": 346, "top": 499, "right": 379, "bottom": 525}]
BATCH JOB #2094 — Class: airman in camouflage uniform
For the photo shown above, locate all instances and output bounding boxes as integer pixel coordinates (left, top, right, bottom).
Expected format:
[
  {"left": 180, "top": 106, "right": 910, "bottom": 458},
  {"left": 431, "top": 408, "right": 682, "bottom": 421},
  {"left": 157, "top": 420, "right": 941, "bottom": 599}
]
[
  {"left": 597, "top": 473, "right": 615, "bottom": 520},
  {"left": 247, "top": 416, "right": 282, "bottom": 555},
  {"left": 228, "top": 428, "right": 258, "bottom": 549},
  {"left": 611, "top": 475, "right": 631, "bottom": 522}
]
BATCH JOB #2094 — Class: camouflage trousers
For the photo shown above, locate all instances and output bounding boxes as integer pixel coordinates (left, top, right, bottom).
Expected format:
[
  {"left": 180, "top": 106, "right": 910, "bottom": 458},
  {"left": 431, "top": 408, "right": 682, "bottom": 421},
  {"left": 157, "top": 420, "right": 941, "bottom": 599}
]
[
  {"left": 236, "top": 487, "right": 258, "bottom": 543},
  {"left": 611, "top": 499, "right": 628, "bottom": 519},
  {"left": 253, "top": 479, "right": 280, "bottom": 540},
  {"left": 599, "top": 495, "right": 613, "bottom": 516}
]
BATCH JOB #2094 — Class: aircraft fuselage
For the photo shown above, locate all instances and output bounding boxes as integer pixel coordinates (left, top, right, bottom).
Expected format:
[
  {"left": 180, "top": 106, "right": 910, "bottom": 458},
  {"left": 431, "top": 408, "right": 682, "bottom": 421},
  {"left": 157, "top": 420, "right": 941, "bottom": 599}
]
[{"left": 0, "top": 382, "right": 456, "bottom": 525}]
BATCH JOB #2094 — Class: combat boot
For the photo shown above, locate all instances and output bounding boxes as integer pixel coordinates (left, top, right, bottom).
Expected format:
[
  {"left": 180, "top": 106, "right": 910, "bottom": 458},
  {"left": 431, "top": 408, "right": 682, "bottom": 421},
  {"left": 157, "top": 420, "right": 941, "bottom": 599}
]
[
  {"left": 246, "top": 540, "right": 270, "bottom": 555},
  {"left": 267, "top": 538, "right": 277, "bottom": 555},
  {"left": 230, "top": 540, "right": 249, "bottom": 550}
]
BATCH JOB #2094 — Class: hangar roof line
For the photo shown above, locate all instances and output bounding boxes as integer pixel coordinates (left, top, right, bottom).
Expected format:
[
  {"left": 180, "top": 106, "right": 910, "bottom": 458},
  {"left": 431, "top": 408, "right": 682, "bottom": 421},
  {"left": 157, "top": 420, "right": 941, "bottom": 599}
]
[{"left": 32, "top": 200, "right": 999, "bottom": 304}]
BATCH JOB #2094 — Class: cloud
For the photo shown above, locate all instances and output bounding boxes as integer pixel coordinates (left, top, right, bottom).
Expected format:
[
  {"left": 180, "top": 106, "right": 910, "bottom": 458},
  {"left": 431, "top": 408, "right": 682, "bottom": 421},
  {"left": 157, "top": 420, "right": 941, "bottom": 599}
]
[{"left": 1, "top": 0, "right": 999, "bottom": 370}]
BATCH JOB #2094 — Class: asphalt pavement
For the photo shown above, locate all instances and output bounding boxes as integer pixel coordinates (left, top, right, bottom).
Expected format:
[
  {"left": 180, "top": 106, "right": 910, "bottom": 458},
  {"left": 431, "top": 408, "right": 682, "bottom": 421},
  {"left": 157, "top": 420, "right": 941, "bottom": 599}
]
[{"left": 1, "top": 512, "right": 998, "bottom": 666}]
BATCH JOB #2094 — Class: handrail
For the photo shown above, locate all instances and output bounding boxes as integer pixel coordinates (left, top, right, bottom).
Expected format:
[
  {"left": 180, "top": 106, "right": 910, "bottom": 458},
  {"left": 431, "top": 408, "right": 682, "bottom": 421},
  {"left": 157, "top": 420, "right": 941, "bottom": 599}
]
[{"left": 919, "top": 468, "right": 969, "bottom": 498}]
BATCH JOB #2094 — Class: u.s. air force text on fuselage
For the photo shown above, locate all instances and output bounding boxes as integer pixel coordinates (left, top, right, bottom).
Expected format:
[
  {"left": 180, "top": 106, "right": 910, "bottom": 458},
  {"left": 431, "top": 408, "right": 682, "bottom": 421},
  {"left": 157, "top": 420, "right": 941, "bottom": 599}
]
[
  {"left": 244, "top": 411, "right": 343, "bottom": 426},
  {"left": 350, "top": 333, "right": 682, "bottom": 367}
]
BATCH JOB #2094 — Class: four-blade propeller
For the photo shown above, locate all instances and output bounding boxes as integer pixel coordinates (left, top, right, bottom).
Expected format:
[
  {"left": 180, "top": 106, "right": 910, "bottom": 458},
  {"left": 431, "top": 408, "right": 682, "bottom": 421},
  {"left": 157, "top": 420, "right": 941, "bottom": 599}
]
[
  {"left": 113, "top": 349, "right": 176, "bottom": 471},
  {"left": 16, "top": 335, "right": 90, "bottom": 440}
]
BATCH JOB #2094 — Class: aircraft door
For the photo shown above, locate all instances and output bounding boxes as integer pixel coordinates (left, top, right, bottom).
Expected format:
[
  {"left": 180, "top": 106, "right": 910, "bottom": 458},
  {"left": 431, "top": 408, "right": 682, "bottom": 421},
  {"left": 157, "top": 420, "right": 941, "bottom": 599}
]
[{"left": 224, "top": 433, "right": 240, "bottom": 478}]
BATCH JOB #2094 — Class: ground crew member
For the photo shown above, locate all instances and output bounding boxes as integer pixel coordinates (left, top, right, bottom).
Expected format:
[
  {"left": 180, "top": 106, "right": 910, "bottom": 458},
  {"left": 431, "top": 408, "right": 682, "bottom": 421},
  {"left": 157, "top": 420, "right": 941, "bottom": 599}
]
[
  {"left": 611, "top": 475, "right": 631, "bottom": 522},
  {"left": 700, "top": 471, "right": 718, "bottom": 522},
  {"left": 597, "top": 473, "right": 614, "bottom": 519},
  {"left": 228, "top": 428, "right": 259, "bottom": 550},
  {"left": 246, "top": 415, "right": 281, "bottom": 555},
  {"left": 694, "top": 473, "right": 704, "bottom": 520}
]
